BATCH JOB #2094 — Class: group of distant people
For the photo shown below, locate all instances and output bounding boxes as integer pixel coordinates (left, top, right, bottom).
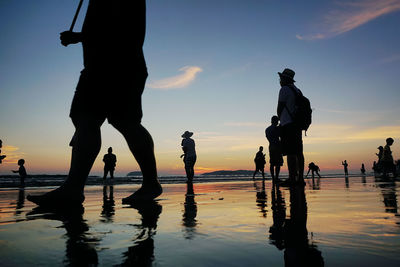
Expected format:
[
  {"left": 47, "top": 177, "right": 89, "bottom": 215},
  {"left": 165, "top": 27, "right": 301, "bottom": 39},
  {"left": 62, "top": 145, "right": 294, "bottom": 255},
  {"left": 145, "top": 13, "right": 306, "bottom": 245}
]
[{"left": 373, "top": 137, "right": 397, "bottom": 177}]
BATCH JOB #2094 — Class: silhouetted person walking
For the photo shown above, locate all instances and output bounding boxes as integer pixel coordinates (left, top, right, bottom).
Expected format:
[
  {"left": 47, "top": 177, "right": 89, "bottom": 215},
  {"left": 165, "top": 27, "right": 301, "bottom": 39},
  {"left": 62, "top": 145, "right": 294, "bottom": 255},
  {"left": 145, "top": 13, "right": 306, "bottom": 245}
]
[
  {"left": 253, "top": 146, "right": 266, "bottom": 179},
  {"left": 0, "top": 139, "right": 6, "bottom": 164},
  {"left": 27, "top": 0, "right": 162, "bottom": 206},
  {"left": 12, "top": 159, "right": 27, "bottom": 186},
  {"left": 342, "top": 160, "right": 349, "bottom": 176},
  {"left": 103, "top": 147, "right": 117, "bottom": 179},
  {"left": 276, "top": 68, "right": 305, "bottom": 186},
  {"left": 265, "top": 115, "right": 283, "bottom": 183},
  {"left": 181, "top": 131, "right": 196, "bottom": 181}
]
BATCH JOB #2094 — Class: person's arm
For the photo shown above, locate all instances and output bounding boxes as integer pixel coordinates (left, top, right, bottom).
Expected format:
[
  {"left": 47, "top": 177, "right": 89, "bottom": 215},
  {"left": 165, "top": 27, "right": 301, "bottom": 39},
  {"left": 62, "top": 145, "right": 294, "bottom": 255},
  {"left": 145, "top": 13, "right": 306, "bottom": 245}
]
[
  {"left": 12, "top": 170, "right": 18, "bottom": 173},
  {"left": 277, "top": 88, "right": 287, "bottom": 119},
  {"left": 60, "top": 31, "right": 83, "bottom": 47},
  {"left": 277, "top": 102, "right": 285, "bottom": 119}
]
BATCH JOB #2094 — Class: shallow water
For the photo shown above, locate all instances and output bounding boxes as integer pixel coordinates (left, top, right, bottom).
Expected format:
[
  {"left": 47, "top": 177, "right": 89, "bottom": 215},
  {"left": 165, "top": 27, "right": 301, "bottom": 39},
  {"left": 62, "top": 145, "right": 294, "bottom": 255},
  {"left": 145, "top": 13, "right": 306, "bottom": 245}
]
[{"left": 0, "top": 176, "right": 399, "bottom": 266}]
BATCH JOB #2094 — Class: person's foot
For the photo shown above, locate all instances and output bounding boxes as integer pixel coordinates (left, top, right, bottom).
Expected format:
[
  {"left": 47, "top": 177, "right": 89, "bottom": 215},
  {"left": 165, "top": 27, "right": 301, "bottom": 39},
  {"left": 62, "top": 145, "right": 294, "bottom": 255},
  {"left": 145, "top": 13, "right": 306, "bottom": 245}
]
[
  {"left": 122, "top": 183, "right": 162, "bottom": 204},
  {"left": 279, "top": 179, "right": 293, "bottom": 187},
  {"left": 27, "top": 186, "right": 85, "bottom": 207}
]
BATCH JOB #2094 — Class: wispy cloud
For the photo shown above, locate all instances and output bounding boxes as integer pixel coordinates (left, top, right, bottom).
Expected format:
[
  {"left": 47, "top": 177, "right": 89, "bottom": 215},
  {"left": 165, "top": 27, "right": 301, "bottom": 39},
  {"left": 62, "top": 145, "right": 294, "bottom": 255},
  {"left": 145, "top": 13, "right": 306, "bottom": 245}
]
[
  {"left": 1, "top": 145, "right": 25, "bottom": 164},
  {"left": 297, "top": 0, "right": 400, "bottom": 40},
  {"left": 147, "top": 66, "right": 203, "bottom": 90}
]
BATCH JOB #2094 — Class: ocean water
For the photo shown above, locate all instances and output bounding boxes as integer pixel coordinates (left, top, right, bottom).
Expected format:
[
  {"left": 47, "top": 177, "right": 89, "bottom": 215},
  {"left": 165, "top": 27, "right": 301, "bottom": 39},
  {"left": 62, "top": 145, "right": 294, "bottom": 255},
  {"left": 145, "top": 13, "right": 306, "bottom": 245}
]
[{"left": 0, "top": 176, "right": 399, "bottom": 266}]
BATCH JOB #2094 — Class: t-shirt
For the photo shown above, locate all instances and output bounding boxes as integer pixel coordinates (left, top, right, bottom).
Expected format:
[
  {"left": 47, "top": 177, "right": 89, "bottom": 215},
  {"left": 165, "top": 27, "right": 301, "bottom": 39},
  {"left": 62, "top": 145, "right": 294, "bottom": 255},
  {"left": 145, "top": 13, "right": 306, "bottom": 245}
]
[
  {"left": 265, "top": 124, "right": 281, "bottom": 148},
  {"left": 182, "top": 138, "right": 196, "bottom": 157},
  {"left": 103, "top": 153, "right": 117, "bottom": 168},
  {"left": 278, "top": 85, "right": 301, "bottom": 126},
  {"left": 81, "top": 0, "right": 147, "bottom": 72},
  {"left": 254, "top": 151, "right": 266, "bottom": 165}
]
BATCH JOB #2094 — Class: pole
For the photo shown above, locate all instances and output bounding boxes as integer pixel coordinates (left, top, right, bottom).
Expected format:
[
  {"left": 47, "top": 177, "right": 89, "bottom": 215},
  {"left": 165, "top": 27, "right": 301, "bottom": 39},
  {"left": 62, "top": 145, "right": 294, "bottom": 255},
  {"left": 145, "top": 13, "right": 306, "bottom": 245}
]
[{"left": 69, "top": 0, "right": 84, "bottom": 31}]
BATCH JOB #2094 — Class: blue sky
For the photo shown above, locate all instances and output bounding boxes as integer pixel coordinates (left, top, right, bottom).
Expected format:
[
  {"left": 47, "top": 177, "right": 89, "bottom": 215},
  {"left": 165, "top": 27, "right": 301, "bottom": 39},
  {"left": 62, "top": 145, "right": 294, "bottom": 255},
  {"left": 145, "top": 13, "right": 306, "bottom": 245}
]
[{"left": 1, "top": 0, "right": 400, "bottom": 175}]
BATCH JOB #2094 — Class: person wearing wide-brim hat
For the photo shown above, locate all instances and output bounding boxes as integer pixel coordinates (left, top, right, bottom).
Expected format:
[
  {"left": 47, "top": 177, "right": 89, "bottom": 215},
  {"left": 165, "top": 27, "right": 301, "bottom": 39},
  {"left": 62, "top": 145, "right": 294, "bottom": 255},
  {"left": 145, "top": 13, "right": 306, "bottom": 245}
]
[
  {"left": 181, "top": 131, "right": 196, "bottom": 181},
  {"left": 276, "top": 68, "right": 305, "bottom": 186}
]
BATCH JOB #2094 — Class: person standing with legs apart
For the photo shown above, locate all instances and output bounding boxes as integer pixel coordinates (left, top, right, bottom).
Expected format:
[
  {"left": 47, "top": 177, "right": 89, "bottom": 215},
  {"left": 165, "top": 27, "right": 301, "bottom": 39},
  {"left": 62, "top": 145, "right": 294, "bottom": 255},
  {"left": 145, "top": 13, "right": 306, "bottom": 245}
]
[
  {"left": 103, "top": 147, "right": 117, "bottom": 180},
  {"left": 253, "top": 146, "right": 266, "bottom": 179},
  {"left": 181, "top": 131, "right": 197, "bottom": 181},
  {"left": 277, "top": 68, "right": 311, "bottom": 186},
  {"left": 28, "top": 0, "right": 162, "bottom": 206}
]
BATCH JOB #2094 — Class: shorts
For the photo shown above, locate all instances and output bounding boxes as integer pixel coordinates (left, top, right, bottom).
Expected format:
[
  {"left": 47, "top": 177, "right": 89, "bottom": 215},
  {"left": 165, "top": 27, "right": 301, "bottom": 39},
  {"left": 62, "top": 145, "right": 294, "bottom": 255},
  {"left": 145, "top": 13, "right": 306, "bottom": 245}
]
[
  {"left": 280, "top": 123, "right": 303, "bottom": 156},
  {"left": 70, "top": 68, "right": 148, "bottom": 125},
  {"left": 269, "top": 146, "right": 283, "bottom": 166},
  {"left": 184, "top": 155, "right": 197, "bottom": 168},
  {"left": 255, "top": 164, "right": 265, "bottom": 171}
]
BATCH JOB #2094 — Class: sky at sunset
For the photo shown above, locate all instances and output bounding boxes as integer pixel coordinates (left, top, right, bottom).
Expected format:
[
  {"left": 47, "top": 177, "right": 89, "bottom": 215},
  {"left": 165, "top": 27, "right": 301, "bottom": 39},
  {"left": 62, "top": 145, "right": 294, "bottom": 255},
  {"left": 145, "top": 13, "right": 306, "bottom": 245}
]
[{"left": 1, "top": 0, "right": 400, "bottom": 176}]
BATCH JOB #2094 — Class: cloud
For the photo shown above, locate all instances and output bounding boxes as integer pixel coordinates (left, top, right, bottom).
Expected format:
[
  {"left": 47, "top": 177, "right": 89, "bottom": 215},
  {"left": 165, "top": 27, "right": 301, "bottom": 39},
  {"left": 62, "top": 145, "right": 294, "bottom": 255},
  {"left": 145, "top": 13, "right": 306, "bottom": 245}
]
[
  {"left": 147, "top": 66, "right": 203, "bottom": 90},
  {"left": 297, "top": 0, "right": 400, "bottom": 40},
  {"left": 1, "top": 145, "right": 25, "bottom": 164}
]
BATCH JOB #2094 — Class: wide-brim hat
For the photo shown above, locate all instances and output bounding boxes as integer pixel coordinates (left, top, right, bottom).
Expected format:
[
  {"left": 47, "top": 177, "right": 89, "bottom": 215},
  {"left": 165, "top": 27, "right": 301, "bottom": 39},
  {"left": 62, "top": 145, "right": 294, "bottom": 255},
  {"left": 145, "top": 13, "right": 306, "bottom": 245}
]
[
  {"left": 278, "top": 68, "right": 296, "bottom": 82},
  {"left": 182, "top": 131, "right": 193, "bottom": 138}
]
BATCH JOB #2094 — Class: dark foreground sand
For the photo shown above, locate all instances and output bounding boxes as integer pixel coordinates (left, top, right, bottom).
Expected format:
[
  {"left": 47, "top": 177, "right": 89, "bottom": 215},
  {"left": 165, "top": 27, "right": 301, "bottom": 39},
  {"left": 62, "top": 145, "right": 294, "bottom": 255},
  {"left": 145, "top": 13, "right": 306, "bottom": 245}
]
[{"left": 0, "top": 176, "right": 399, "bottom": 266}]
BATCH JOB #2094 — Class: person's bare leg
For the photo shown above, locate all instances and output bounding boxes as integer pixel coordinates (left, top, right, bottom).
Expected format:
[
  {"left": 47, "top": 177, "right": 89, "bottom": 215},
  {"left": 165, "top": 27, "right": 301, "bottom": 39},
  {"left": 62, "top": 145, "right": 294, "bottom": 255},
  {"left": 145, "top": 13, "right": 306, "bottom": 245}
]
[
  {"left": 27, "top": 119, "right": 102, "bottom": 205},
  {"left": 110, "top": 169, "right": 114, "bottom": 179},
  {"left": 297, "top": 152, "right": 305, "bottom": 181},
  {"left": 103, "top": 169, "right": 108, "bottom": 180},
  {"left": 270, "top": 165, "right": 275, "bottom": 182},
  {"left": 276, "top": 166, "right": 281, "bottom": 180},
  {"left": 112, "top": 121, "right": 162, "bottom": 202}
]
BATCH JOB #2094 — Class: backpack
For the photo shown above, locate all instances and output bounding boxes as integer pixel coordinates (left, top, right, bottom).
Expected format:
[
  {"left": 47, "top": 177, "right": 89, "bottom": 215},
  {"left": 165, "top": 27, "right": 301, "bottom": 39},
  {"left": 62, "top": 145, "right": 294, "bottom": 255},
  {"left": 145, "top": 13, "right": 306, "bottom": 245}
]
[{"left": 286, "top": 85, "right": 312, "bottom": 133}]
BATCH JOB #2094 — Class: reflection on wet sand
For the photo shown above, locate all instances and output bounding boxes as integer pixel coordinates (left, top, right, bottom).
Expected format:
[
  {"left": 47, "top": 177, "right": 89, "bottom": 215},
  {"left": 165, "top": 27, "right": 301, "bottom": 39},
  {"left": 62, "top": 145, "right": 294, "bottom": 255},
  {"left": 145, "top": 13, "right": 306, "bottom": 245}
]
[
  {"left": 269, "top": 185, "right": 324, "bottom": 267},
  {"left": 182, "top": 181, "right": 198, "bottom": 239},
  {"left": 101, "top": 185, "right": 115, "bottom": 223},
  {"left": 375, "top": 177, "right": 398, "bottom": 214},
  {"left": 254, "top": 180, "right": 267, "bottom": 218},
  {"left": 121, "top": 201, "right": 162, "bottom": 266},
  {"left": 26, "top": 206, "right": 99, "bottom": 266},
  {"left": 15, "top": 187, "right": 25, "bottom": 216}
]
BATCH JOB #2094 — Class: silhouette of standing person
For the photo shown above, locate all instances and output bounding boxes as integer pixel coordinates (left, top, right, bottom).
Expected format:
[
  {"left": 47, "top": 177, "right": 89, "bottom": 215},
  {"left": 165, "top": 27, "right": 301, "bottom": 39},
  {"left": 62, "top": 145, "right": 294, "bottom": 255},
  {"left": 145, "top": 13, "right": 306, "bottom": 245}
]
[
  {"left": 103, "top": 147, "right": 117, "bottom": 180},
  {"left": 12, "top": 159, "right": 27, "bottom": 187},
  {"left": 382, "top": 137, "right": 396, "bottom": 177},
  {"left": 342, "top": 160, "right": 349, "bottom": 176},
  {"left": 265, "top": 116, "right": 283, "bottom": 183},
  {"left": 181, "top": 131, "right": 196, "bottom": 181},
  {"left": 28, "top": 0, "right": 162, "bottom": 206},
  {"left": 0, "top": 139, "right": 6, "bottom": 164},
  {"left": 276, "top": 68, "right": 305, "bottom": 186},
  {"left": 253, "top": 146, "right": 266, "bottom": 179},
  {"left": 360, "top": 163, "right": 366, "bottom": 175}
]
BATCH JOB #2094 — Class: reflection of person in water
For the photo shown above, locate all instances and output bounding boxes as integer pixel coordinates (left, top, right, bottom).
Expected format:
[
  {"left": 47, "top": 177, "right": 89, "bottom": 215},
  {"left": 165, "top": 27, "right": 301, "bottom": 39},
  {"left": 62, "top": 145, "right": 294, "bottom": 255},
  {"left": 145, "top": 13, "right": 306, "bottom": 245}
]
[
  {"left": 15, "top": 187, "right": 25, "bottom": 216},
  {"left": 182, "top": 181, "right": 198, "bottom": 239},
  {"left": 375, "top": 177, "right": 398, "bottom": 214},
  {"left": 103, "top": 147, "right": 117, "bottom": 180},
  {"left": 269, "top": 184, "right": 286, "bottom": 250},
  {"left": 27, "top": 206, "right": 99, "bottom": 266},
  {"left": 101, "top": 185, "right": 115, "bottom": 222},
  {"left": 283, "top": 186, "right": 324, "bottom": 267},
  {"left": 0, "top": 139, "right": 6, "bottom": 164},
  {"left": 253, "top": 146, "right": 266, "bottom": 179},
  {"left": 255, "top": 179, "right": 268, "bottom": 218},
  {"left": 12, "top": 159, "right": 27, "bottom": 186},
  {"left": 121, "top": 201, "right": 162, "bottom": 266}
]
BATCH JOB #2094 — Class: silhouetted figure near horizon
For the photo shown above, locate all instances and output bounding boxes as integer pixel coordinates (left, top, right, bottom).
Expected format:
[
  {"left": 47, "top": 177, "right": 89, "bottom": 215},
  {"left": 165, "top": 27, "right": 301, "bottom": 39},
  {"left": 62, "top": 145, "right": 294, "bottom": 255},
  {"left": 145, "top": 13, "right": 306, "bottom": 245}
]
[
  {"left": 360, "top": 163, "right": 366, "bottom": 175},
  {"left": 27, "top": 0, "right": 162, "bottom": 206},
  {"left": 253, "top": 146, "right": 266, "bottom": 179},
  {"left": 101, "top": 185, "right": 115, "bottom": 223},
  {"left": 12, "top": 159, "right": 27, "bottom": 187},
  {"left": 181, "top": 131, "right": 196, "bottom": 181},
  {"left": 277, "top": 68, "right": 305, "bottom": 186},
  {"left": 382, "top": 137, "right": 396, "bottom": 177},
  {"left": 306, "top": 162, "right": 321, "bottom": 179},
  {"left": 103, "top": 147, "right": 117, "bottom": 180},
  {"left": 266, "top": 115, "right": 283, "bottom": 183},
  {"left": 121, "top": 200, "right": 162, "bottom": 266},
  {"left": 183, "top": 181, "right": 198, "bottom": 239},
  {"left": 0, "top": 139, "right": 6, "bottom": 164},
  {"left": 342, "top": 160, "right": 349, "bottom": 176}
]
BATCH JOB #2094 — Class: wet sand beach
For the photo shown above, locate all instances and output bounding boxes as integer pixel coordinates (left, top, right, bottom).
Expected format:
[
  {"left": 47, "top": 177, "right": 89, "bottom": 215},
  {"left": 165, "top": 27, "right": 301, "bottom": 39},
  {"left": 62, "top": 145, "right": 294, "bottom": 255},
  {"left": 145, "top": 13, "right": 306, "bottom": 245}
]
[{"left": 0, "top": 176, "right": 399, "bottom": 266}]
